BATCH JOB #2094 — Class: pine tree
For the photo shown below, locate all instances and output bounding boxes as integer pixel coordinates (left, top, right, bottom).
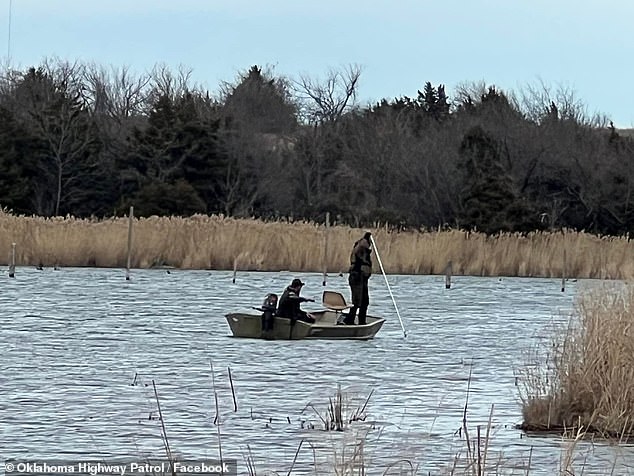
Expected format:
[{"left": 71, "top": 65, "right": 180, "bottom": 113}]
[
  {"left": 223, "top": 65, "right": 297, "bottom": 134},
  {"left": 121, "top": 92, "right": 226, "bottom": 216},
  {"left": 459, "top": 126, "right": 537, "bottom": 233}
]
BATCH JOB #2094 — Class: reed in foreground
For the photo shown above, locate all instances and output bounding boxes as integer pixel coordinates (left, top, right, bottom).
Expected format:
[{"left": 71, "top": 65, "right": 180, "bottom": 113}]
[
  {"left": 131, "top": 366, "right": 618, "bottom": 475},
  {"left": 2, "top": 210, "right": 634, "bottom": 278},
  {"left": 518, "top": 282, "right": 634, "bottom": 438}
]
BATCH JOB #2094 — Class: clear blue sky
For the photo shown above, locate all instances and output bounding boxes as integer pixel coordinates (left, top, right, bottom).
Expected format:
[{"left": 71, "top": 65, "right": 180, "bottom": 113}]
[{"left": 2, "top": 0, "right": 633, "bottom": 127}]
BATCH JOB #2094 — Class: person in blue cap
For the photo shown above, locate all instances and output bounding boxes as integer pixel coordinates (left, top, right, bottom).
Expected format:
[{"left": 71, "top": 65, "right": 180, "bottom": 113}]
[{"left": 277, "top": 278, "right": 315, "bottom": 323}]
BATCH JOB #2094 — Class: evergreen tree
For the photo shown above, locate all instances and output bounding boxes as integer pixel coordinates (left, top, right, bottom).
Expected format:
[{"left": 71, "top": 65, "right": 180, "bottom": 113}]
[
  {"left": 418, "top": 82, "right": 450, "bottom": 121},
  {"left": 420, "top": 82, "right": 438, "bottom": 114},
  {"left": 459, "top": 126, "right": 538, "bottom": 233},
  {"left": 121, "top": 92, "right": 226, "bottom": 216},
  {"left": 9, "top": 66, "right": 101, "bottom": 216},
  {"left": 0, "top": 106, "right": 37, "bottom": 213},
  {"left": 217, "top": 66, "right": 298, "bottom": 216},
  {"left": 435, "top": 85, "right": 450, "bottom": 120},
  {"left": 222, "top": 65, "right": 297, "bottom": 134}
]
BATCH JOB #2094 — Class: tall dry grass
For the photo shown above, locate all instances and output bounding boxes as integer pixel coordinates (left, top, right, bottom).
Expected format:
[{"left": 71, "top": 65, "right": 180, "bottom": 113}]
[
  {"left": 1, "top": 210, "right": 634, "bottom": 278},
  {"left": 518, "top": 282, "right": 634, "bottom": 437}
]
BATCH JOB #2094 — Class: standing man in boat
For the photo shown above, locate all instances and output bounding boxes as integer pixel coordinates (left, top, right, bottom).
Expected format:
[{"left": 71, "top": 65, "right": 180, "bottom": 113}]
[
  {"left": 277, "top": 278, "right": 316, "bottom": 323},
  {"left": 344, "top": 232, "right": 372, "bottom": 325}
]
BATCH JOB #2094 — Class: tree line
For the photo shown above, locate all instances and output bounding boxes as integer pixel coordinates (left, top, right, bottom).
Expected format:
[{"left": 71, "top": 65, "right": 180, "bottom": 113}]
[{"left": 0, "top": 58, "right": 632, "bottom": 235}]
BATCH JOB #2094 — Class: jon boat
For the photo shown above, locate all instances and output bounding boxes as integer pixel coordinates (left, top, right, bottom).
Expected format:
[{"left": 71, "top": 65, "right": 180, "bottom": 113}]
[{"left": 225, "top": 291, "right": 385, "bottom": 340}]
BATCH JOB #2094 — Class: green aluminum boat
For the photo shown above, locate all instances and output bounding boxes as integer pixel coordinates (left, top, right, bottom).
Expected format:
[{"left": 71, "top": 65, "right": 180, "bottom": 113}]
[{"left": 225, "top": 291, "right": 385, "bottom": 340}]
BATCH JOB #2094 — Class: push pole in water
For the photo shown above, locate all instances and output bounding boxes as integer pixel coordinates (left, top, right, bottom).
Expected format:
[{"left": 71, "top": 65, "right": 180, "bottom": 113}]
[
  {"left": 8, "top": 242, "right": 15, "bottom": 278},
  {"left": 125, "top": 206, "right": 133, "bottom": 281},
  {"left": 369, "top": 235, "right": 407, "bottom": 338}
]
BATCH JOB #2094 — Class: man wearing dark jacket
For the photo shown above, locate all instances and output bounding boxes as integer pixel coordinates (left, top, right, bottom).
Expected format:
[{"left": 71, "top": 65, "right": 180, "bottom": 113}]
[
  {"left": 344, "top": 232, "right": 372, "bottom": 325},
  {"left": 277, "top": 278, "right": 315, "bottom": 323}
]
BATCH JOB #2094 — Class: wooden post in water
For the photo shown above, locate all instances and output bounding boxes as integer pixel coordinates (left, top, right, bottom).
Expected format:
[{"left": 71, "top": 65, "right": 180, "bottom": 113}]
[
  {"left": 444, "top": 260, "right": 452, "bottom": 289},
  {"left": 125, "top": 206, "right": 133, "bottom": 281},
  {"left": 561, "top": 248, "right": 567, "bottom": 292},
  {"left": 322, "top": 212, "right": 330, "bottom": 286},
  {"left": 8, "top": 242, "right": 15, "bottom": 278},
  {"left": 232, "top": 251, "right": 250, "bottom": 284}
]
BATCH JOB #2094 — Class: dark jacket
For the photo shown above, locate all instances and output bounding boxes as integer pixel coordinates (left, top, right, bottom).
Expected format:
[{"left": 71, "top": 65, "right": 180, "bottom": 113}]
[
  {"left": 349, "top": 237, "right": 372, "bottom": 278},
  {"left": 277, "top": 286, "right": 310, "bottom": 319}
]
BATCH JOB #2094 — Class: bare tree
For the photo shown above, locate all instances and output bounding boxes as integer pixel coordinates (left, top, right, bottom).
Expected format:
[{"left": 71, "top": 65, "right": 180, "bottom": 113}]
[
  {"left": 453, "top": 80, "right": 489, "bottom": 108},
  {"left": 82, "top": 64, "right": 151, "bottom": 120},
  {"left": 293, "top": 64, "right": 362, "bottom": 124},
  {"left": 517, "top": 79, "right": 607, "bottom": 126},
  {"left": 145, "top": 63, "right": 202, "bottom": 112},
  {"left": 285, "top": 65, "right": 363, "bottom": 216}
]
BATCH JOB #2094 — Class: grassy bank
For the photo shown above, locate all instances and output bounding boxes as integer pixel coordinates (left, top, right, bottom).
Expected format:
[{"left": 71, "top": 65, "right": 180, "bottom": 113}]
[
  {"left": 519, "top": 282, "right": 634, "bottom": 438},
  {"left": 1, "top": 211, "right": 634, "bottom": 278}
]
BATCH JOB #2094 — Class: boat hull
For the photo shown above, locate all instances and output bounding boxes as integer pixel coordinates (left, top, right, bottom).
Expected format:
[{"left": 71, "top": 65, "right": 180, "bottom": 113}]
[{"left": 225, "top": 310, "right": 385, "bottom": 340}]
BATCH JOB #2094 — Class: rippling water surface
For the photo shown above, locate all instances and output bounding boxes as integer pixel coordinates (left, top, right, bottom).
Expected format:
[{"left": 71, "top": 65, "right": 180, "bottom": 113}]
[{"left": 1, "top": 267, "right": 633, "bottom": 475}]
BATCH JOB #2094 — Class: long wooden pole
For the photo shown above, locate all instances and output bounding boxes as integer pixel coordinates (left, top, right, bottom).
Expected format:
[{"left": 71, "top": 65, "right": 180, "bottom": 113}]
[
  {"left": 125, "top": 206, "right": 133, "bottom": 281},
  {"left": 369, "top": 235, "right": 406, "bottom": 338}
]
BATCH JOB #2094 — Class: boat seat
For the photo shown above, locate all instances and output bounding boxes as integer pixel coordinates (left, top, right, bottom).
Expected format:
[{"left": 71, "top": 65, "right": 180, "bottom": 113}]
[{"left": 322, "top": 291, "right": 352, "bottom": 312}]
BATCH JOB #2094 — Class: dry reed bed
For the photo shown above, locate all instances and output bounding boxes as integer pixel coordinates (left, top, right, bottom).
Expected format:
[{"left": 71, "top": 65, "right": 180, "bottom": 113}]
[
  {"left": 1, "top": 211, "right": 634, "bottom": 278},
  {"left": 519, "top": 282, "right": 634, "bottom": 438}
]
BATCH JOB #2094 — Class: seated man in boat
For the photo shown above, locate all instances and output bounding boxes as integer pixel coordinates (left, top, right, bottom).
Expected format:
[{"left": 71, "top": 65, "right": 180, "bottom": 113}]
[{"left": 276, "top": 278, "right": 316, "bottom": 323}]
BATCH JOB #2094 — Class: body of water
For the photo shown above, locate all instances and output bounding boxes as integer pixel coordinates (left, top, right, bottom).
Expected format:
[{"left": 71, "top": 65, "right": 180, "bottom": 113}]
[{"left": 1, "top": 267, "right": 632, "bottom": 475}]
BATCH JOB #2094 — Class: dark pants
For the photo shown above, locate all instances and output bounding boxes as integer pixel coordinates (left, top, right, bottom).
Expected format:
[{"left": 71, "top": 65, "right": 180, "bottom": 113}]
[
  {"left": 345, "top": 272, "right": 369, "bottom": 325},
  {"left": 261, "top": 310, "right": 275, "bottom": 331}
]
